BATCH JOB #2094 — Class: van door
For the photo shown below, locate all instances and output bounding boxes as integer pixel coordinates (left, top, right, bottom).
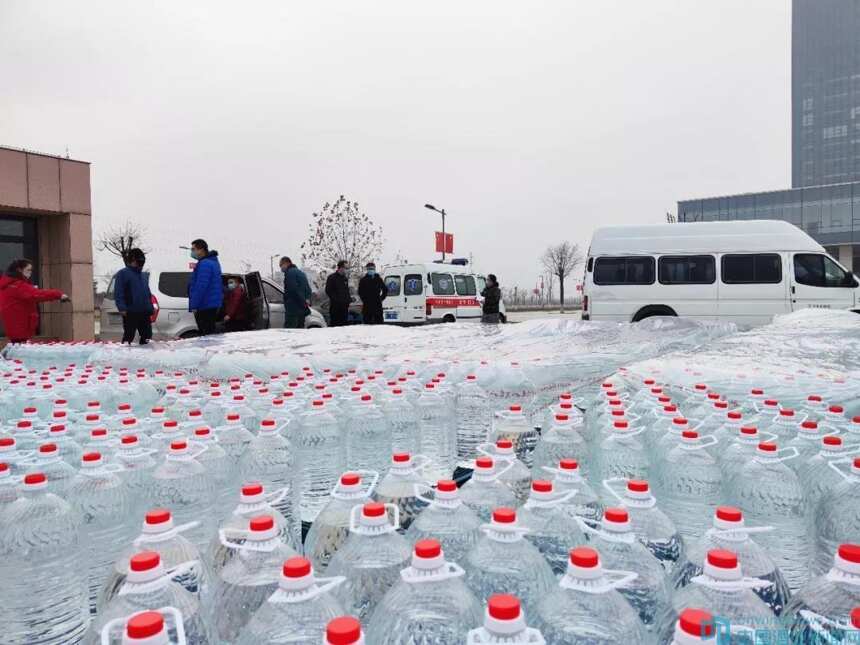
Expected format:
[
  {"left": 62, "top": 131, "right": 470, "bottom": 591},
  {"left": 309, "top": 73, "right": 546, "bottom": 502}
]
[
  {"left": 790, "top": 253, "right": 858, "bottom": 312},
  {"left": 244, "top": 272, "right": 270, "bottom": 330},
  {"left": 402, "top": 273, "right": 426, "bottom": 323},
  {"left": 383, "top": 274, "right": 404, "bottom": 323},
  {"left": 718, "top": 253, "right": 790, "bottom": 326}
]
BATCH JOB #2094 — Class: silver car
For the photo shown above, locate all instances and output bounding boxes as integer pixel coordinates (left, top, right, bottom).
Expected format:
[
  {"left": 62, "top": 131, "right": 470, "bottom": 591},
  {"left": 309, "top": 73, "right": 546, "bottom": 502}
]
[{"left": 100, "top": 268, "right": 326, "bottom": 340}]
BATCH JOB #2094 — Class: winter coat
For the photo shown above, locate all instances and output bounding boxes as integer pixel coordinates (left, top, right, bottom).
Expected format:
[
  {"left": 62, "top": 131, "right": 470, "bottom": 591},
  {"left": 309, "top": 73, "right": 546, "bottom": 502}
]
[
  {"left": 358, "top": 274, "right": 387, "bottom": 307},
  {"left": 0, "top": 275, "right": 64, "bottom": 341},
  {"left": 283, "top": 265, "right": 312, "bottom": 315},
  {"left": 188, "top": 251, "right": 223, "bottom": 311},
  {"left": 113, "top": 266, "right": 154, "bottom": 314},
  {"left": 481, "top": 284, "right": 501, "bottom": 314},
  {"left": 325, "top": 272, "right": 351, "bottom": 307},
  {"left": 224, "top": 285, "right": 248, "bottom": 321}
]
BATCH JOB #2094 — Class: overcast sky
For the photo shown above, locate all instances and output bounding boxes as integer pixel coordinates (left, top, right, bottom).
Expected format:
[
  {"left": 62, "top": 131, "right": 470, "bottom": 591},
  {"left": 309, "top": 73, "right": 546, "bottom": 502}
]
[{"left": 1, "top": 1, "right": 790, "bottom": 292}]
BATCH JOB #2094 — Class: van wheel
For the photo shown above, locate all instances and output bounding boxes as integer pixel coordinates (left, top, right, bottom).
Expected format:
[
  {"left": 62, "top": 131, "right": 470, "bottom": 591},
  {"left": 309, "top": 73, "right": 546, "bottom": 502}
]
[
  {"left": 443, "top": 315, "right": 456, "bottom": 323},
  {"left": 632, "top": 305, "right": 677, "bottom": 322},
  {"left": 179, "top": 330, "right": 201, "bottom": 339}
]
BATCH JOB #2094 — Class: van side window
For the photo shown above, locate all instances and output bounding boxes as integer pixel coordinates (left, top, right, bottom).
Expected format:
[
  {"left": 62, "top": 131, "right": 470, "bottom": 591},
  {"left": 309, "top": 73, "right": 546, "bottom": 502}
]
[
  {"left": 431, "top": 273, "right": 455, "bottom": 295},
  {"left": 658, "top": 255, "right": 715, "bottom": 285},
  {"left": 158, "top": 272, "right": 192, "bottom": 298},
  {"left": 721, "top": 254, "right": 782, "bottom": 284},
  {"left": 794, "top": 254, "right": 851, "bottom": 287},
  {"left": 262, "top": 282, "right": 283, "bottom": 304},
  {"left": 385, "top": 276, "right": 401, "bottom": 296},
  {"left": 404, "top": 274, "right": 423, "bottom": 296},
  {"left": 593, "top": 257, "right": 655, "bottom": 285},
  {"left": 105, "top": 277, "right": 116, "bottom": 299},
  {"left": 454, "top": 275, "right": 476, "bottom": 296}
]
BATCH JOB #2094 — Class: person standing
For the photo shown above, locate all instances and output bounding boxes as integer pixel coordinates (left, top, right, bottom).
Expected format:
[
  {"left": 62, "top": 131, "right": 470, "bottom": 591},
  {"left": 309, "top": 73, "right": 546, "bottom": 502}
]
[
  {"left": 358, "top": 261, "right": 387, "bottom": 325},
  {"left": 481, "top": 273, "right": 502, "bottom": 324},
  {"left": 0, "top": 258, "right": 68, "bottom": 343},
  {"left": 113, "top": 248, "right": 154, "bottom": 345},
  {"left": 280, "top": 256, "right": 312, "bottom": 329},
  {"left": 325, "top": 260, "right": 351, "bottom": 327},
  {"left": 188, "top": 238, "right": 223, "bottom": 335},
  {"left": 223, "top": 277, "right": 249, "bottom": 332}
]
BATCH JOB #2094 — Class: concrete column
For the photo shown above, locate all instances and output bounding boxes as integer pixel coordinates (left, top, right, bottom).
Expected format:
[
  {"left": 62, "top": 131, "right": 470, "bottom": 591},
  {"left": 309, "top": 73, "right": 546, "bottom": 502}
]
[{"left": 838, "top": 244, "right": 853, "bottom": 273}]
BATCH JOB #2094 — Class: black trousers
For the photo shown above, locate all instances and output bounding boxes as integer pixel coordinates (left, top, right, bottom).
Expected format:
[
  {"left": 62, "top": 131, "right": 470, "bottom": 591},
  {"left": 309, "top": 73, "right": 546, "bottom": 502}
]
[
  {"left": 122, "top": 311, "right": 153, "bottom": 344},
  {"left": 194, "top": 308, "right": 219, "bottom": 335},
  {"left": 329, "top": 302, "right": 349, "bottom": 327},
  {"left": 362, "top": 303, "right": 384, "bottom": 324},
  {"left": 225, "top": 319, "right": 249, "bottom": 333}
]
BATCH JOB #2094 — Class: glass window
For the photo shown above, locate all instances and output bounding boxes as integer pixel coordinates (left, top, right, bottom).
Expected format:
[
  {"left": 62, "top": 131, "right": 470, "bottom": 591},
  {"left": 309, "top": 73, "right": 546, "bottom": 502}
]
[
  {"left": 105, "top": 277, "right": 116, "bottom": 299},
  {"left": 721, "top": 254, "right": 782, "bottom": 284},
  {"left": 157, "top": 272, "right": 192, "bottom": 298},
  {"left": 658, "top": 256, "right": 715, "bottom": 285},
  {"left": 794, "top": 253, "right": 851, "bottom": 287},
  {"left": 454, "top": 274, "right": 476, "bottom": 296},
  {"left": 431, "top": 273, "right": 455, "bottom": 295},
  {"left": 476, "top": 276, "right": 487, "bottom": 292},
  {"left": 385, "top": 276, "right": 401, "bottom": 296},
  {"left": 404, "top": 274, "right": 423, "bottom": 296},
  {"left": 262, "top": 281, "right": 283, "bottom": 304},
  {"left": 593, "top": 257, "right": 655, "bottom": 285}
]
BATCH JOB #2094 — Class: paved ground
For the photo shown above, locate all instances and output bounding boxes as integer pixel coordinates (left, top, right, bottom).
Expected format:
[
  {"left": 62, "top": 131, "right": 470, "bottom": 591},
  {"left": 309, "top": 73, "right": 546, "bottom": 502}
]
[{"left": 506, "top": 309, "right": 582, "bottom": 322}]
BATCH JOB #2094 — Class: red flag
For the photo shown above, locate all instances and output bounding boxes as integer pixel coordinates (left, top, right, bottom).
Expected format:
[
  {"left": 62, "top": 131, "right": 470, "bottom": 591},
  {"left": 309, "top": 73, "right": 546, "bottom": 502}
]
[{"left": 435, "top": 232, "right": 454, "bottom": 253}]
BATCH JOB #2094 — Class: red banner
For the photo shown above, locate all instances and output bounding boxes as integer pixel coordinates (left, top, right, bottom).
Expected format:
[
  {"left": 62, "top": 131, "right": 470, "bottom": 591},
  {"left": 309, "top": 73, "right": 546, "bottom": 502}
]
[{"left": 435, "top": 232, "right": 454, "bottom": 254}]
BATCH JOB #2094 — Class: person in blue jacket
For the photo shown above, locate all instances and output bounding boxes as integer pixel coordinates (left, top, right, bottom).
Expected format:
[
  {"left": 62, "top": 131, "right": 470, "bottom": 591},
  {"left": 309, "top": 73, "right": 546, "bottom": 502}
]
[
  {"left": 279, "top": 256, "right": 312, "bottom": 329},
  {"left": 113, "top": 248, "right": 154, "bottom": 345},
  {"left": 188, "top": 238, "right": 223, "bottom": 335}
]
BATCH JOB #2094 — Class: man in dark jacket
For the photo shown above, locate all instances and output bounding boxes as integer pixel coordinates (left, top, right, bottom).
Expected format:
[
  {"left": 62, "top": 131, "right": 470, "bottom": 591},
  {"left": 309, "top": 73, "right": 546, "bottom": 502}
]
[
  {"left": 188, "top": 238, "right": 223, "bottom": 335},
  {"left": 358, "top": 261, "right": 387, "bottom": 325},
  {"left": 280, "top": 256, "right": 312, "bottom": 329},
  {"left": 325, "top": 260, "right": 351, "bottom": 327},
  {"left": 481, "top": 273, "right": 502, "bottom": 324},
  {"left": 114, "top": 248, "right": 154, "bottom": 344}
]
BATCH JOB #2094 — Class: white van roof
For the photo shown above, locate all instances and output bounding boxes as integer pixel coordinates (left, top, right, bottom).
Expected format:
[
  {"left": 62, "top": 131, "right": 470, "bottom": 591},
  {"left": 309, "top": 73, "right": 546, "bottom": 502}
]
[
  {"left": 589, "top": 221, "right": 825, "bottom": 256},
  {"left": 383, "top": 263, "right": 474, "bottom": 274}
]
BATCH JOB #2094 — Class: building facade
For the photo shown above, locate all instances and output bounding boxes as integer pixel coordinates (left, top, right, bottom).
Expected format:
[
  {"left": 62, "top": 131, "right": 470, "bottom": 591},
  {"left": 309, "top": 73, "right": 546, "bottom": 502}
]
[
  {"left": 792, "top": 0, "right": 860, "bottom": 187},
  {"left": 0, "top": 146, "right": 94, "bottom": 340}
]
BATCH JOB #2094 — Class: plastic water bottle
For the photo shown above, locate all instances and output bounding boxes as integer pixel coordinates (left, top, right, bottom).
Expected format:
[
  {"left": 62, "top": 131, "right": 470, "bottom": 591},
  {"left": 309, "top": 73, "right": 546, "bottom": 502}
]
[
  {"left": 486, "top": 361, "right": 538, "bottom": 425},
  {"left": 490, "top": 404, "right": 539, "bottom": 469},
  {"left": 671, "top": 506, "right": 790, "bottom": 615},
  {"left": 580, "top": 507, "right": 671, "bottom": 631},
  {"left": 463, "top": 507, "right": 556, "bottom": 616},
  {"left": 766, "top": 407, "right": 805, "bottom": 442},
  {"left": 373, "top": 452, "right": 429, "bottom": 531},
  {"left": 325, "top": 616, "right": 365, "bottom": 645},
  {"left": 47, "top": 423, "right": 84, "bottom": 465},
  {"left": 99, "top": 609, "right": 187, "bottom": 645},
  {"left": 234, "top": 556, "right": 346, "bottom": 645},
  {"left": 239, "top": 419, "right": 302, "bottom": 549},
  {"left": 305, "top": 471, "right": 378, "bottom": 573},
  {"left": 531, "top": 412, "right": 589, "bottom": 478},
  {"left": 115, "top": 434, "right": 157, "bottom": 511},
  {"left": 150, "top": 420, "right": 186, "bottom": 454},
  {"left": 459, "top": 456, "right": 517, "bottom": 522},
  {"left": 365, "top": 538, "right": 483, "bottom": 644},
  {"left": 345, "top": 394, "right": 391, "bottom": 477},
  {"left": 709, "top": 409, "right": 747, "bottom": 448},
  {"left": 406, "top": 479, "right": 482, "bottom": 565},
  {"left": 211, "top": 514, "right": 300, "bottom": 642},
  {"left": 813, "top": 457, "right": 860, "bottom": 575},
  {"left": 0, "top": 462, "right": 18, "bottom": 510},
  {"left": 799, "top": 435, "right": 853, "bottom": 522},
  {"left": 785, "top": 419, "right": 829, "bottom": 471},
  {"left": 151, "top": 440, "right": 216, "bottom": 551},
  {"left": 384, "top": 388, "right": 419, "bottom": 456},
  {"left": 84, "top": 427, "right": 119, "bottom": 461},
  {"left": 518, "top": 480, "right": 586, "bottom": 575},
  {"left": 99, "top": 508, "right": 211, "bottom": 610},
  {"left": 466, "top": 594, "right": 545, "bottom": 644},
  {"left": 658, "top": 548, "right": 776, "bottom": 643},
  {"left": 595, "top": 420, "right": 650, "bottom": 487},
  {"left": 212, "top": 413, "right": 253, "bottom": 462},
  {"left": 0, "top": 436, "right": 30, "bottom": 475},
  {"left": 11, "top": 416, "right": 41, "bottom": 451},
  {"left": 655, "top": 430, "right": 721, "bottom": 542},
  {"left": 456, "top": 375, "right": 491, "bottom": 464},
  {"left": 729, "top": 441, "right": 809, "bottom": 590},
  {"left": 84, "top": 550, "right": 211, "bottom": 645},
  {"left": 189, "top": 426, "right": 234, "bottom": 514},
  {"left": 325, "top": 502, "right": 412, "bottom": 622},
  {"left": 415, "top": 383, "right": 457, "bottom": 481},
  {"left": 669, "top": 608, "right": 717, "bottom": 645},
  {"left": 822, "top": 404, "right": 851, "bottom": 435},
  {"left": 532, "top": 546, "right": 649, "bottom": 644},
  {"left": 541, "top": 459, "right": 603, "bottom": 524},
  {"left": 719, "top": 424, "right": 768, "bottom": 482},
  {"left": 784, "top": 543, "right": 860, "bottom": 643},
  {"left": 480, "top": 439, "right": 532, "bottom": 504},
  {"left": 0, "top": 472, "right": 88, "bottom": 644},
  {"left": 33, "top": 441, "right": 78, "bottom": 496},
  {"left": 651, "top": 417, "right": 693, "bottom": 471}
]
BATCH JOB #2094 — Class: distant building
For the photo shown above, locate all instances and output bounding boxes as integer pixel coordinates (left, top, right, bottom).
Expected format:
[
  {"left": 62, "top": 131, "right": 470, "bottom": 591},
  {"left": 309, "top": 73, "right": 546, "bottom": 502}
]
[{"left": 0, "top": 145, "right": 94, "bottom": 340}]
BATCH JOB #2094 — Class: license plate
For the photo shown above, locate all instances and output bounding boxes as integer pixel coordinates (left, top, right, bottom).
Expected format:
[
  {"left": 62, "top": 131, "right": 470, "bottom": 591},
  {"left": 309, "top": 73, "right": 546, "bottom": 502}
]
[{"left": 385, "top": 311, "right": 398, "bottom": 320}]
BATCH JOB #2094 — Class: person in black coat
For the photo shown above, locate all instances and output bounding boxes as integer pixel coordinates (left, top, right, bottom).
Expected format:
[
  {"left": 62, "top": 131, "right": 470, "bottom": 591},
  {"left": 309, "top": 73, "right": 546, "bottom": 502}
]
[
  {"left": 481, "top": 273, "right": 502, "bottom": 324},
  {"left": 325, "top": 260, "right": 351, "bottom": 327},
  {"left": 357, "top": 261, "right": 387, "bottom": 325}
]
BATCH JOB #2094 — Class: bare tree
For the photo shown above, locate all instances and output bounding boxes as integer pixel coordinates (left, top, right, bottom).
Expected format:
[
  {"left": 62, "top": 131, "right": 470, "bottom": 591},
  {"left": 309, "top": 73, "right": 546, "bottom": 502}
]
[
  {"left": 541, "top": 241, "right": 583, "bottom": 312},
  {"left": 96, "top": 221, "right": 148, "bottom": 262},
  {"left": 300, "top": 195, "right": 384, "bottom": 280}
]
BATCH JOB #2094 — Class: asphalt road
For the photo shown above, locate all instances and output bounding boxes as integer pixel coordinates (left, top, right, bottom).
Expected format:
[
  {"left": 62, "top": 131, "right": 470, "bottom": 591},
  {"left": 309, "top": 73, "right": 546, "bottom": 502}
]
[{"left": 506, "top": 309, "right": 582, "bottom": 323}]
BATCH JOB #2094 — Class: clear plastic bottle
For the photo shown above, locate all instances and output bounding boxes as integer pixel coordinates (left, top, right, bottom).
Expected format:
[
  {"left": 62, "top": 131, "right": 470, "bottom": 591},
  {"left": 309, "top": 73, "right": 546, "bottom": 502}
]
[
  {"left": 373, "top": 452, "right": 429, "bottom": 531},
  {"left": 531, "top": 413, "right": 589, "bottom": 479},
  {"left": 466, "top": 594, "right": 546, "bottom": 644},
  {"left": 415, "top": 383, "right": 457, "bottom": 481},
  {"left": 325, "top": 502, "right": 412, "bottom": 622},
  {"left": 212, "top": 412, "right": 254, "bottom": 462},
  {"left": 47, "top": 422, "right": 84, "bottom": 465},
  {"left": 669, "top": 608, "right": 717, "bottom": 645},
  {"left": 463, "top": 507, "right": 556, "bottom": 616},
  {"left": 365, "top": 538, "right": 483, "bottom": 644},
  {"left": 11, "top": 416, "right": 41, "bottom": 451},
  {"left": 0, "top": 436, "right": 30, "bottom": 475},
  {"left": 235, "top": 556, "right": 346, "bottom": 645},
  {"left": 406, "top": 479, "right": 482, "bottom": 565},
  {"left": 190, "top": 426, "right": 234, "bottom": 514},
  {"left": 800, "top": 435, "right": 853, "bottom": 527},
  {"left": 0, "top": 472, "right": 88, "bottom": 644},
  {"left": 84, "top": 426, "right": 119, "bottom": 461},
  {"left": 480, "top": 439, "right": 532, "bottom": 504},
  {"left": 0, "top": 462, "right": 18, "bottom": 510},
  {"left": 813, "top": 457, "right": 860, "bottom": 575},
  {"left": 456, "top": 375, "right": 491, "bottom": 464},
  {"left": 718, "top": 424, "right": 767, "bottom": 482},
  {"left": 785, "top": 419, "right": 828, "bottom": 471},
  {"left": 384, "top": 388, "right": 419, "bottom": 456},
  {"left": 210, "top": 514, "right": 300, "bottom": 642},
  {"left": 533, "top": 546, "right": 649, "bottom": 644},
  {"left": 518, "top": 480, "right": 586, "bottom": 575},
  {"left": 345, "top": 394, "right": 392, "bottom": 475},
  {"left": 765, "top": 407, "right": 805, "bottom": 442},
  {"left": 150, "top": 419, "right": 186, "bottom": 454},
  {"left": 490, "top": 404, "right": 539, "bottom": 469},
  {"left": 115, "top": 434, "right": 157, "bottom": 511},
  {"left": 293, "top": 399, "right": 345, "bottom": 523},
  {"left": 729, "top": 441, "right": 809, "bottom": 591},
  {"left": 671, "top": 505, "right": 790, "bottom": 615},
  {"left": 595, "top": 420, "right": 650, "bottom": 488},
  {"left": 32, "top": 441, "right": 78, "bottom": 496},
  {"left": 325, "top": 616, "right": 365, "bottom": 645},
  {"left": 98, "top": 608, "right": 187, "bottom": 645},
  {"left": 541, "top": 459, "right": 603, "bottom": 524},
  {"left": 459, "top": 456, "right": 517, "bottom": 522}
]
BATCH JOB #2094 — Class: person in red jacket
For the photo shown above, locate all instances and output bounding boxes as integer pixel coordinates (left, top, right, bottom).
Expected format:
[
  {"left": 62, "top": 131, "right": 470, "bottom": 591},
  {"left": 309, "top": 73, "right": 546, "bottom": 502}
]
[
  {"left": 0, "top": 259, "right": 68, "bottom": 343},
  {"left": 223, "top": 276, "right": 249, "bottom": 332}
]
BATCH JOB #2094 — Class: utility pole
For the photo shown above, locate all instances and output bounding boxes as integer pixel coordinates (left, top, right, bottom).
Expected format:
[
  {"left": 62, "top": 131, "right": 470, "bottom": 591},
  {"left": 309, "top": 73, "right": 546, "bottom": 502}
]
[{"left": 424, "top": 203, "right": 448, "bottom": 262}]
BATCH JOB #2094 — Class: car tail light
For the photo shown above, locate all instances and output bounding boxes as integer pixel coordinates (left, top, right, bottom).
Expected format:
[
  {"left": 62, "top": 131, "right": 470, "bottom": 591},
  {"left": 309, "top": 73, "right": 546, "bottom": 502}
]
[
  {"left": 426, "top": 302, "right": 432, "bottom": 317},
  {"left": 150, "top": 295, "right": 160, "bottom": 323}
]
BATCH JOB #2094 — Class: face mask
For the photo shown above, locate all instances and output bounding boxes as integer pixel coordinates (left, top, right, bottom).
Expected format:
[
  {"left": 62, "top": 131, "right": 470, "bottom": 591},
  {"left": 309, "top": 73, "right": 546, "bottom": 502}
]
[
  {"left": 281, "top": 266, "right": 289, "bottom": 274},
  {"left": 338, "top": 268, "right": 346, "bottom": 275},
  {"left": 189, "top": 249, "right": 198, "bottom": 259},
  {"left": 227, "top": 282, "right": 236, "bottom": 290},
  {"left": 367, "top": 269, "right": 376, "bottom": 277}
]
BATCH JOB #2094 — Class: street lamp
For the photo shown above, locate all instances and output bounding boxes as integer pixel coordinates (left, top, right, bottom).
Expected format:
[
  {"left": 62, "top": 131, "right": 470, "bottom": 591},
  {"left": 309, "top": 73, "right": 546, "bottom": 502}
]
[{"left": 424, "top": 203, "right": 448, "bottom": 262}]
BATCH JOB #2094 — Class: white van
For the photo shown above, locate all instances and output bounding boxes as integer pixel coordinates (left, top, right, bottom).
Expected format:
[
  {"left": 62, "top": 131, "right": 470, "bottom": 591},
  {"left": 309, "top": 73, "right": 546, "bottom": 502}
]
[
  {"left": 381, "top": 262, "right": 505, "bottom": 324},
  {"left": 581, "top": 220, "right": 859, "bottom": 327}
]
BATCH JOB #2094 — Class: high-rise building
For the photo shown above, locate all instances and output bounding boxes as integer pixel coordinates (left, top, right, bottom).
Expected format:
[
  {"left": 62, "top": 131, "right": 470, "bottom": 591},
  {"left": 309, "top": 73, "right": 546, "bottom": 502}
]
[{"left": 792, "top": 0, "right": 860, "bottom": 187}]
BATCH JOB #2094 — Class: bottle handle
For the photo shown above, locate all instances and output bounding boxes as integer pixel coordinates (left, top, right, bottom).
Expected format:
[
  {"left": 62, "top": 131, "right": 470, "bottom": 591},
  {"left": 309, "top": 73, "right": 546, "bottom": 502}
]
[
  {"left": 601, "top": 477, "right": 627, "bottom": 504},
  {"left": 523, "top": 488, "right": 577, "bottom": 510},
  {"left": 265, "top": 486, "right": 289, "bottom": 507},
  {"left": 827, "top": 457, "right": 854, "bottom": 482},
  {"left": 683, "top": 434, "right": 719, "bottom": 451}
]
